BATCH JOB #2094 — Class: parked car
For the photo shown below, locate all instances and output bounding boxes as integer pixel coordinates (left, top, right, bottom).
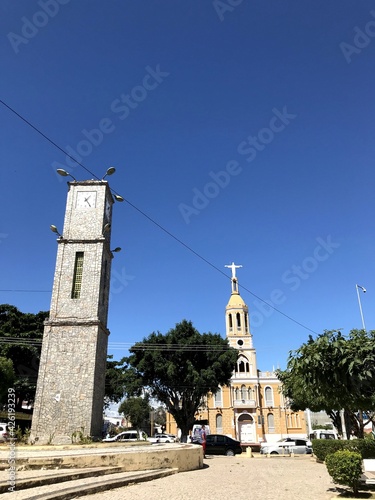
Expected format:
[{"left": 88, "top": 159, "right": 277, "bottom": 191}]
[
  {"left": 0, "top": 423, "right": 9, "bottom": 443},
  {"left": 205, "top": 434, "right": 243, "bottom": 456},
  {"left": 260, "top": 437, "right": 312, "bottom": 455},
  {"left": 102, "top": 430, "right": 147, "bottom": 442},
  {"left": 309, "top": 429, "right": 337, "bottom": 440},
  {"left": 148, "top": 433, "right": 176, "bottom": 444}
]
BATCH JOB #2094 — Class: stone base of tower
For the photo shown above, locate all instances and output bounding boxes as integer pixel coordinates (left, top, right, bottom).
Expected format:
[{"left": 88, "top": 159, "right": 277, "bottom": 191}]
[{"left": 31, "top": 321, "right": 109, "bottom": 445}]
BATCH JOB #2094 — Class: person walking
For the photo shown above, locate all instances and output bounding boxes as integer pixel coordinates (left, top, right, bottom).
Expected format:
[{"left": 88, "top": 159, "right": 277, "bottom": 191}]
[{"left": 199, "top": 425, "right": 207, "bottom": 458}]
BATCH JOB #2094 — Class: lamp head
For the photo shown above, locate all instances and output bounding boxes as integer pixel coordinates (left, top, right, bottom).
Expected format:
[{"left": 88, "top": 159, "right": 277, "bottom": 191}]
[
  {"left": 111, "top": 247, "right": 121, "bottom": 253},
  {"left": 50, "top": 225, "right": 61, "bottom": 237},
  {"left": 57, "top": 169, "right": 76, "bottom": 181},
  {"left": 106, "top": 167, "right": 116, "bottom": 176},
  {"left": 102, "top": 167, "right": 116, "bottom": 180},
  {"left": 103, "top": 223, "right": 111, "bottom": 233},
  {"left": 113, "top": 194, "right": 124, "bottom": 202}
]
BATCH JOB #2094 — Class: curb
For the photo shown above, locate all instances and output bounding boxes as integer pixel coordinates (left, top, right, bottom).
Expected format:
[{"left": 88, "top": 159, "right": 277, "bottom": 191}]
[
  {"left": 3, "top": 468, "right": 178, "bottom": 499},
  {"left": 0, "top": 466, "right": 124, "bottom": 494}
]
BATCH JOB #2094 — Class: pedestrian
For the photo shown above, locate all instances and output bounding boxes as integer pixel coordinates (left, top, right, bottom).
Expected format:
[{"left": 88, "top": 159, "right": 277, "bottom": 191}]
[
  {"left": 192, "top": 426, "right": 201, "bottom": 444},
  {"left": 200, "top": 425, "right": 207, "bottom": 458}
]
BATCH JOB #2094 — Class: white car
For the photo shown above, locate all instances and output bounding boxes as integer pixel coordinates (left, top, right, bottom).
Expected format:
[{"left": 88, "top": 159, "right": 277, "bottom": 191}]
[
  {"left": 102, "top": 430, "right": 147, "bottom": 442},
  {"left": 148, "top": 433, "right": 176, "bottom": 444},
  {"left": 260, "top": 437, "right": 312, "bottom": 455},
  {"left": 0, "top": 423, "right": 9, "bottom": 443}
]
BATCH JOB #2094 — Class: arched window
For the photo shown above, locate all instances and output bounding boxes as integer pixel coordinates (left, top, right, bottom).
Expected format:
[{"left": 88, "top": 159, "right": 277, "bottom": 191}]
[
  {"left": 236, "top": 355, "right": 250, "bottom": 374},
  {"left": 234, "top": 387, "right": 239, "bottom": 400},
  {"left": 214, "top": 388, "right": 222, "bottom": 407},
  {"left": 228, "top": 313, "right": 233, "bottom": 329},
  {"left": 267, "top": 413, "right": 275, "bottom": 432},
  {"left": 264, "top": 386, "right": 274, "bottom": 407},
  {"left": 236, "top": 312, "right": 241, "bottom": 328},
  {"left": 216, "top": 414, "right": 223, "bottom": 433},
  {"left": 244, "top": 313, "right": 248, "bottom": 331}
]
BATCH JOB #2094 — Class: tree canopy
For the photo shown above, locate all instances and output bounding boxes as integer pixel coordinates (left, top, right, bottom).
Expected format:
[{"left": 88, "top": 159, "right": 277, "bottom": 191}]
[
  {"left": 118, "top": 396, "right": 152, "bottom": 432},
  {"left": 0, "top": 304, "right": 128, "bottom": 412},
  {"left": 276, "top": 329, "right": 375, "bottom": 437},
  {"left": 104, "top": 355, "right": 129, "bottom": 408},
  {"left": 119, "top": 320, "right": 238, "bottom": 441},
  {"left": 0, "top": 356, "right": 15, "bottom": 405},
  {"left": 0, "top": 304, "right": 48, "bottom": 410}
]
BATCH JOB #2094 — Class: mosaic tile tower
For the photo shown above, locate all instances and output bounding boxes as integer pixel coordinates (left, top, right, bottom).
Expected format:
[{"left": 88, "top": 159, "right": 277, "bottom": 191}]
[{"left": 31, "top": 180, "right": 114, "bottom": 444}]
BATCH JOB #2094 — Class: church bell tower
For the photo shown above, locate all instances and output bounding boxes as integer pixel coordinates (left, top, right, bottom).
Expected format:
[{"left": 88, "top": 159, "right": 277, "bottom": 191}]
[{"left": 31, "top": 179, "right": 116, "bottom": 444}]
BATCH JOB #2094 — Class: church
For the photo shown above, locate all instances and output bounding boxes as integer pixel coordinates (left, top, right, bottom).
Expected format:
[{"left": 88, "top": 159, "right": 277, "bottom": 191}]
[{"left": 166, "top": 263, "right": 307, "bottom": 447}]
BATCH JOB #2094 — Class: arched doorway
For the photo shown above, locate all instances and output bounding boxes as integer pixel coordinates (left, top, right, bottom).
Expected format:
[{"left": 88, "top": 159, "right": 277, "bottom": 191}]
[{"left": 238, "top": 413, "right": 255, "bottom": 443}]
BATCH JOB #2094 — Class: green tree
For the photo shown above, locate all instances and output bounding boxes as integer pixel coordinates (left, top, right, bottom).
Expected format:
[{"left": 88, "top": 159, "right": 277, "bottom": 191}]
[
  {"left": 120, "top": 320, "right": 238, "bottom": 442},
  {"left": 104, "top": 355, "right": 128, "bottom": 408},
  {"left": 153, "top": 405, "right": 166, "bottom": 430},
  {"left": 0, "top": 304, "right": 48, "bottom": 410},
  {"left": 0, "top": 356, "right": 15, "bottom": 405},
  {"left": 118, "top": 396, "right": 152, "bottom": 434},
  {"left": 0, "top": 305, "right": 125, "bottom": 412},
  {"left": 277, "top": 329, "right": 375, "bottom": 438}
]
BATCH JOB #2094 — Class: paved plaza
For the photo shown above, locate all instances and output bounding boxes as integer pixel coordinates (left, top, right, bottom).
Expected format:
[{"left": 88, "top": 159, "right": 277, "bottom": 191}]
[
  {"left": 79, "top": 455, "right": 336, "bottom": 500},
  {"left": 0, "top": 451, "right": 341, "bottom": 500}
]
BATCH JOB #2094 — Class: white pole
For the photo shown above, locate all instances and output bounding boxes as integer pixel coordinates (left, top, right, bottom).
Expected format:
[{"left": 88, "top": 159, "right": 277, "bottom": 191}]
[
  {"left": 306, "top": 408, "right": 313, "bottom": 436},
  {"left": 340, "top": 410, "right": 348, "bottom": 440},
  {"left": 356, "top": 284, "right": 366, "bottom": 330}
]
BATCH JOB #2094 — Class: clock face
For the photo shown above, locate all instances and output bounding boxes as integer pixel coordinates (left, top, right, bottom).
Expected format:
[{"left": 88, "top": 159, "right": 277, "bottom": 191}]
[{"left": 76, "top": 191, "right": 97, "bottom": 208}]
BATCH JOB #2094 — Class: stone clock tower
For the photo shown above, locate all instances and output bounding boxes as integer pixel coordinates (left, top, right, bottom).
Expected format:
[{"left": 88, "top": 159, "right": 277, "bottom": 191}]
[{"left": 31, "top": 180, "right": 115, "bottom": 444}]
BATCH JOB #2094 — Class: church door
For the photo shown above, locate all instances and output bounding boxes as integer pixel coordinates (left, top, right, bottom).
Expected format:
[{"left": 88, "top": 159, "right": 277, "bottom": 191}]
[{"left": 238, "top": 413, "right": 255, "bottom": 443}]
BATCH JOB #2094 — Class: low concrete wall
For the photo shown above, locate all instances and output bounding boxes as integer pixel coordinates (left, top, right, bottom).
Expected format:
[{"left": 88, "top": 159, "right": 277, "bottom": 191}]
[
  {"left": 8, "top": 443, "right": 203, "bottom": 473},
  {"left": 57, "top": 444, "right": 202, "bottom": 472}
]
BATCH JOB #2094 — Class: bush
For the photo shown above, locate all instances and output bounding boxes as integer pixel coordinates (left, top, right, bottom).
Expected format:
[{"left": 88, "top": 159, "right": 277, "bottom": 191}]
[
  {"left": 312, "top": 438, "right": 375, "bottom": 462},
  {"left": 312, "top": 439, "right": 344, "bottom": 461},
  {"left": 14, "top": 426, "right": 31, "bottom": 444},
  {"left": 348, "top": 438, "right": 375, "bottom": 459},
  {"left": 325, "top": 450, "right": 363, "bottom": 495}
]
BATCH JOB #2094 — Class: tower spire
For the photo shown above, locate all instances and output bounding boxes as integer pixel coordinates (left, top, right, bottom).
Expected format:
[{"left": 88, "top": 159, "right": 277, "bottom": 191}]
[{"left": 225, "top": 262, "right": 242, "bottom": 293}]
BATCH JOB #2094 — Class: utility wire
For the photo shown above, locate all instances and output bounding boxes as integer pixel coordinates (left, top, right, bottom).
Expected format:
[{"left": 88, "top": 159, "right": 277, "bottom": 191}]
[{"left": 0, "top": 99, "right": 317, "bottom": 335}]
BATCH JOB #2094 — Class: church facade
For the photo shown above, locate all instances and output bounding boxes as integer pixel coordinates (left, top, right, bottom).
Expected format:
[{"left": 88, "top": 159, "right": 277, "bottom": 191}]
[{"left": 166, "top": 264, "right": 307, "bottom": 446}]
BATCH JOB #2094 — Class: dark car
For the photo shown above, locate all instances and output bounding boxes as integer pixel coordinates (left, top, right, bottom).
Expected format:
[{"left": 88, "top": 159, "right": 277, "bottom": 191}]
[{"left": 205, "top": 434, "right": 243, "bottom": 456}]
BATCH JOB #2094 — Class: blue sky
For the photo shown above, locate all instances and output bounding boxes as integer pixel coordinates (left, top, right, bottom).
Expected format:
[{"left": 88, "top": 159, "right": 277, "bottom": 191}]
[{"left": 1, "top": 0, "right": 374, "bottom": 371}]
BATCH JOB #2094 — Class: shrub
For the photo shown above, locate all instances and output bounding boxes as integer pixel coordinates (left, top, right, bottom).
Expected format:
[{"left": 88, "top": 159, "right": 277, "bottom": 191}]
[
  {"left": 312, "top": 438, "right": 375, "bottom": 462},
  {"left": 325, "top": 450, "right": 363, "bottom": 496},
  {"left": 312, "top": 439, "right": 344, "bottom": 462},
  {"left": 14, "top": 426, "right": 31, "bottom": 444}
]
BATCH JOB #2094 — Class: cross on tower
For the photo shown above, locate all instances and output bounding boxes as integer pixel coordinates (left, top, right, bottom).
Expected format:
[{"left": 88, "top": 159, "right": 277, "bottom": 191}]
[
  {"left": 225, "top": 262, "right": 242, "bottom": 293},
  {"left": 225, "top": 262, "right": 242, "bottom": 280}
]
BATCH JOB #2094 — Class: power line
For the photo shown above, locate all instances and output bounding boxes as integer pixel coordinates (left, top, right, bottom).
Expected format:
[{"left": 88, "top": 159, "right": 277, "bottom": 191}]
[{"left": 0, "top": 99, "right": 317, "bottom": 335}]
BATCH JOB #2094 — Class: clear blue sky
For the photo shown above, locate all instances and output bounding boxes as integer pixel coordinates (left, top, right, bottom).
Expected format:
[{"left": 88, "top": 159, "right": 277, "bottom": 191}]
[{"left": 1, "top": 1, "right": 374, "bottom": 370}]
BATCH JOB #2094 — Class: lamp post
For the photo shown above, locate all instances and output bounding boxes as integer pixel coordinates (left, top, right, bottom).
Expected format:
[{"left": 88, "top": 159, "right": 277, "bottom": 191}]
[{"left": 355, "top": 284, "right": 366, "bottom": 330}]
